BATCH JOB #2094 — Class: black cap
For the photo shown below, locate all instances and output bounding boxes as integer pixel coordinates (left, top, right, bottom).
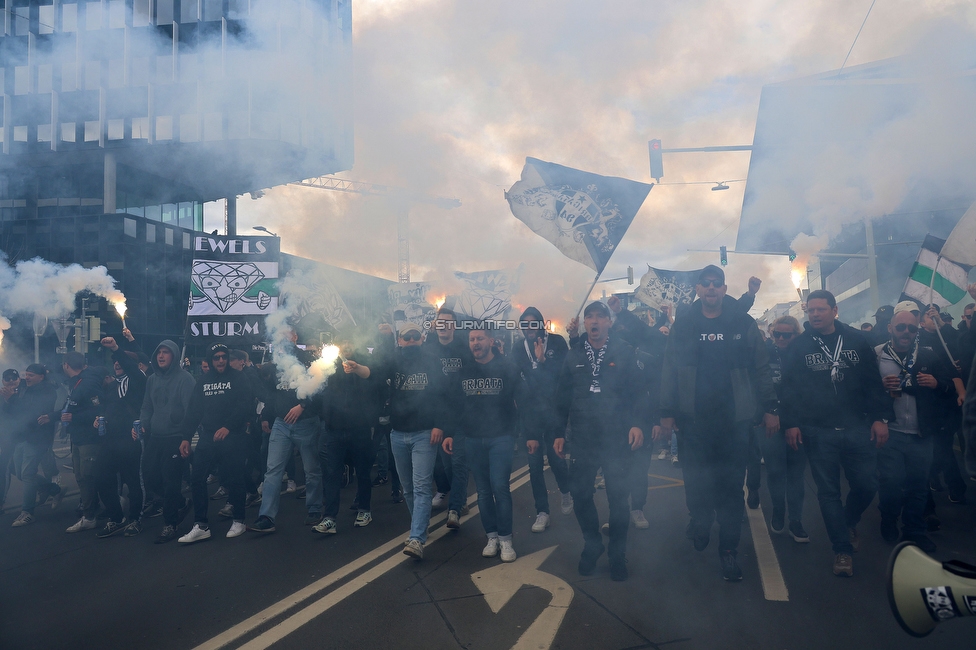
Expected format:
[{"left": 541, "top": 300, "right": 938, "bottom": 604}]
[
  {"left": 209, "top": 343, "right": 230, "bottom": 360},
  {"left": 25, "top": 363, "right": 48, "bottom": 376},
  {"left": 583, "top": 301, "right": 611, "bottom": 318},
  {"left": 2, "top": 369, "right": 19, "bottom": 381},
  {"left": 875, "top": 305, "right": 894, "bottom": 318},
  {"left": 698, "top": 265, "right": 725, "bottom": 284},
  {"left": 941, "top": 312, "right": 953, "bottom": 322}
]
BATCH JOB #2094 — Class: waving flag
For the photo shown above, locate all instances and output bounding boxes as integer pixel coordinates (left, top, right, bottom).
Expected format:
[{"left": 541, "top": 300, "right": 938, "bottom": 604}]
[
  {"left": 901, "top": 235, "right": 971, "bottom": 309},
  {"left": 939, "top": 202, "right": 976, "bottom": 267},
  {"left": 505, "top": 158, "right": 652, "bottom": 273},
  {"left": 634, "top": 266, "right": 702, "bottom": 312},
  {"left": 454, "top": 264, "right": 524, "bottom": 320}
]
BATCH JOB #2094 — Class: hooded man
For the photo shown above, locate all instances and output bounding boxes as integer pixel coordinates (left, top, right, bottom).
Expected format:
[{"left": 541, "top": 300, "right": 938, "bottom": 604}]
[
  {"left": 178, "top": 343, "right": 255, "bottom": 543},
  {"left": 138, "top": 340, "right": 196, "bottom": 543},
  {"left": 62, "top": 351, "right": 107, "bottom": 533}
]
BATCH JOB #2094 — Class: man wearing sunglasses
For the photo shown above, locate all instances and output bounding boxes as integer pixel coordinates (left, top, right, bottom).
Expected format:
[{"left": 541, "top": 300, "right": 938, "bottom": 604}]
[
  {"left": 379, "top": 321, "right": 451, "bottom": 560},
  {"left": 780, "top": 290, "right": 893, "bottom": 578},
  {"left": 875, "top": 302, "right": 956, "bottom": 554},
  {"left": 178, "top": 343, "right": 255, "bottom": 543},
  {"left": 657, "top": 265, "right": 777, "bottom": 583}
]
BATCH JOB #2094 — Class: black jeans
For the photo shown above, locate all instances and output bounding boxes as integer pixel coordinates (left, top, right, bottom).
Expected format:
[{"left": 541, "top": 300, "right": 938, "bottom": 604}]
[
  {"left": 746, "top": 425, "right": 763, "bottom": 492},
  {"left": 320, "top": 427, "right": 374, "bottom": 518},
  {"left": 762, "top": 428, "right": 807, "bottom": 523},
  {"left": 804, "top": 425, "right": 877, "bottom": 554},
  {"left": 144, "top": 436, "right": 187, "bottom": 526},
  {"left": 930, "top": 416, "right": 966, "bottom": 499},
  {"left": 96, "top": 437, "right": 145, "bottom": 523},
  {"left": 191, "top": 433, "right": 247, "bottom": 524},
  {"left": 677, "top": 417, "right": 751, "bottom": 553},
  {"left": 569, "top": 441, "right": 632, "bottom": 561},
  {"left": 625, "top": 439, "right": 653, "bottom": 511},
  {"left": 528, "top": 425, "right": 571, "bottom": 514},
  {"left": 878, "top": 431, "right": 933, "bottom": 537}
]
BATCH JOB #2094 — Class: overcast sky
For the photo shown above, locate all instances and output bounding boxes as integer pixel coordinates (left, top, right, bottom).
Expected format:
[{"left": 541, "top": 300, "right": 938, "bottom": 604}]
[{"left": 208, "top": 0, "right": 976, "bottom": 326}]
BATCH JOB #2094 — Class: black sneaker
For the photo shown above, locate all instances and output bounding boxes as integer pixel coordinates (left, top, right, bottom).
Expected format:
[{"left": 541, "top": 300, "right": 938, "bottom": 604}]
[
  {"left": 789, "top": 521, "right": 809, "bottom": 543},
  {"left": 142, "top": 501, "right": 164, "bottom": 518},
  {"left": 609, "top": 557, "right": 628, "bottom": 582},
  {"left": 578, "top": 545, "right": 604, "bottom": 576},
  {"left": 770, "top": 512, "right": 785, "bottom": 534},
  {"left": 900, "top": 533, "right": 937, "bottom": 554},
  {"left": 948, "top": 492, "right": 967, "bottom": 505},
  {"left": 391, "top": 489, "right": 404, "bottom": 504},
  {"left": 123, "top": 520, "right": 143, "bottom": 537},
  {"left": 880, "top": 518, "right": 899, "bottom": 544},
  {"left": 155, "top": 525, "right": 179, "bottom": 544},
  {"left": 97, "top": 519, "right": 127, "bottom": 539},
  {"left": 747, "top": 489, "right": 760, "bottom": 510},
  {"left": 721, "top": 551, "right": 743, "bottom": 582},
  {"left": 245, "top": 493, "right": 262, "bottom": 508},
  {"left": 372, "top": 475, "right": 389, "bottom": 487},
  {"left": 248, "top": 516, "right": 276, "bottom": 533}
]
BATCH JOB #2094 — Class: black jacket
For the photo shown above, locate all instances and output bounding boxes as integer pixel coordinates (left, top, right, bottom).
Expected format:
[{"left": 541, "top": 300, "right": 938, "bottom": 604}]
[
  {"left": 875, "top": 340, "right": 957, "bottom": 437},
  {"left": 181, "top": 367, "right": 255, "bottom": 442},
  {"left": 512, "top": 333, "right": 569, "bottom": 437},
  {"left": 447, "top": 354, "right": 527, "bottom": 440},
  {"left": 378, "top": 345, "right": 450, "bottom": 433},
  {"left": 780, "top": 321, "right": 894, "bottom": 430},
  {"left": 660, "top": 295, "right": 776, "bottom": 423},
  {"left": 555, "top": 336, "right": 645, "bottom": 450},
  {"left": 100, "top": 348, "right": 148, "bottom": 440},
  {"left": 320, "top": 349, "right": 381, "bottom": 433},
  {"left": 5, "top": 380, "right": 59, "bottom": 446},
  {"left": 262, "top": 347, "right": 319, "bottom": 425},
  {"left": 425, "top": 335, "right": 472, "bottom": 377},
  {"left": 64, "top": 368, "right": 106, "bottom": 446}
]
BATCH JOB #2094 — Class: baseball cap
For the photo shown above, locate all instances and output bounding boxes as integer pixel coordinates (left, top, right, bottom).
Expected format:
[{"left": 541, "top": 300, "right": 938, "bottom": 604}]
[
  {"left": 209, "top": 343, "right": 230, "bottom": 360},
  {"left": 875, "top": 305, "right": 894, "bottom": 318},
  {"left": 25, "top": 363, "right": 48, "bottom": 376},
  {"left": 698, "top": 265, "right": 725, "bottom": 285},
  {"left": 2, "top": 369, "right": 19, "bottom": 381},
  {"left": 893, "top": 300, "right": 920, "bottom": 315},
  {"left": 398, "top": 322, "right": 422, "bottom": 336},
  {"left": 583, "top": 301, "right": 611, "bottom": 318}
]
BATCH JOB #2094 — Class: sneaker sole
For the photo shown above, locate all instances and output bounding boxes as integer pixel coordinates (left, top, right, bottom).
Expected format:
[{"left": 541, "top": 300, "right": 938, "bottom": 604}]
[
  {"left": 791, "top": 534, "right": 810, "bottom": 543},
  {"left": 226, "top": 529, "right": 246, "bottom": 538},
  {"left": 501, "top": 554, "right": 517, "bottom": 563},
  {"left": 248, "top": 526, "right": 276, "bottom": 533},
  {"left": 178, "top": 533, "right": 212, "bottom": 543},
  {"left": 97, "top": 525, "right": 127, "bottom": 539},
  {"left": 833, "top": 569, "right": 853, "bottom": 577}
]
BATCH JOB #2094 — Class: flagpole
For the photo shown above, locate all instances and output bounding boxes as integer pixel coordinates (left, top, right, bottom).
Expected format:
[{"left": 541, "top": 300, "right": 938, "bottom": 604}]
[
  {"left": 927, "top": 254, "right": 959, "bottom": 368},
  {"left": 575, "top": 273, "right": 602, "bottom": 320}
]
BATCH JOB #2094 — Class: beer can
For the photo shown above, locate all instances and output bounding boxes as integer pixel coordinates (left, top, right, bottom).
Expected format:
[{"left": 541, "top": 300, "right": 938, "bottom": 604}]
[
  {"left": 97, "top": 416, "right": 107, "bottom": 436},
  {"left": 132, "top": 419, "right": 143, "bottom": 440}
]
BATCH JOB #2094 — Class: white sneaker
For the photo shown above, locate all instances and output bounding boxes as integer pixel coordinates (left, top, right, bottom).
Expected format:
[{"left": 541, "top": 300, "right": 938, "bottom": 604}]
[
  {"left": 431, "top": 492, "right": 447, "bottom": 508},
  {"left": 531, "top": 512, "right": 550, "bottom": 533},
  {"left": 560, "top": 492, "right": 574, "bottom": 515},
  {"left": 499, "top": 539, "right": 516, "bottom": 562},
  {"left": 257, "top": 481, "right": 263, "bottom": 495},
  {"left": 284, "top": 480, "right": 297, "bottom": 494},
  {"left": 66, "top": 517, "right": 96, "bottom": 533},
  {"left": 657, "top": 449, "right": 668, "bottom": 460},
  {"left": 226, "top": 521, "right": 246, "bottom": 538},
  {"left": 178, "top": 524, "right": 212, "bottom": 543},
  {"left": 631, "top": 510, "right": 649, "bottom": 529},
  {"left": 482, "top": 536, "right": 499, "bottom": 557}
]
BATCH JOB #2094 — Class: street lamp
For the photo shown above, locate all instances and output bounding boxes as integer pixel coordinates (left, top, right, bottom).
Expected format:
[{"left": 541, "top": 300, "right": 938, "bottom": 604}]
[{"left": 252, "top": 226, "right": 279, "bottom": 237}]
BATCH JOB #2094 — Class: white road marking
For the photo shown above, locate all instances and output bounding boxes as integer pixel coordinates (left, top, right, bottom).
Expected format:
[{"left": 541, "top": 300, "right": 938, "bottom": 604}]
[
  {"left": 471, "top": 546, "right": 573, "bottom": 650},
  {"left": 194, "top": 466, "right": 532, "bottom": 650},
  {"left": 744, "top": 491, "right": 789, "bottom": 601}
]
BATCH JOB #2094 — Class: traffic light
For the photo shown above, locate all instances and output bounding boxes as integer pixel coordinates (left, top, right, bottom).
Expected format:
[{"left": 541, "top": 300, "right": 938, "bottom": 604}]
[
  {"left": 788, "top": 249, "right": 797, "bottom": 262},
  {"left": 648, "top": 139, "right": 664, "bottom": 181},
  {"left": 720, "top": 246, "right": 728, "bottom": 266},
  {"left": 627, "top": 266, "right": 634, "bottom": 285}
]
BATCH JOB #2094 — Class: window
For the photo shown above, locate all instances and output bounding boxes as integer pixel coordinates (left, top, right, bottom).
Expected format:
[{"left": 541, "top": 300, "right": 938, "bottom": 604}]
[
  {"left": 14, "top": 67, "right": 28, "bottom": 95},
  {"left": 162, "top": 203, "right": 177, "bottom": 223},
  {"left": 61, "top": 123, "right": 77, "bottom": 143},
  {"left": 132, "top": 117, "right": 149, "bottom": 139},
  {"left": 124, "top": 218, "right": 137, "bottom": 237},
  {"left": 37, "top": 65, "right": 53, "bottom": 94},
  {"left": 157, "top": 0, "right": 174, "bottom": 24},
  {"left": 85, "top": 60, "right": 101, "bottom": 90},
  {"left": 183, "top": 232, "right": 191, "bottom": 249},
  {"left": 14, "top": 7, "right": 29, "bottom": 36},
  {"left": 146, "top": 204, "right": 161, "bottom": 221},
  {"left": 156, "top": 115, "right": 173, "bottom": 140},
  {"left": 108, "top": 0, "right": 126, "bottom": 28},
  {"left": 180, "top": 0, "right": 198, "bottom": 23},
  {"left": 63, "top": 4, "right": 79, "bottom": 31},
  {"left": 165, "top": 228, "right": 174, "bottom": 245},
  {"left": 180, "top": 114, "right": 200, "bottom": 142},
  {"left": 146, "top": 223, "right": 156, "bottom": 242},
  {"left": 133, "top": 0, "right": 151, "bottom": 26},
  {"left": 86, "top": 2, "right": 103, "bottom": 30},
  {"left": 84, "top": 121, "right": 100, "bottom": 142},
  {"left": 38, "top": 124, "right": 53, "bottom": 142},
  {"left": 131, "top": 57, "right": 150, "bottom": 86},
  {"left": 107, "top": 119, "right": 124, "bottom": 140},
  {"left": 62, "top": 63, "right": 78, "bottom": 92},
  {"left": 39, "top": 5, "right": 56, "bottom": 34}
]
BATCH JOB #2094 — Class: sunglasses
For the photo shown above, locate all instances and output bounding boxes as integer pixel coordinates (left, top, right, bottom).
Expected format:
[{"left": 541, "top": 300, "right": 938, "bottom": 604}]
[
  {"left": 772, "top": 331, "right": 794, "bottom": 339},
  {"left": 699, "top": 279, "right": 724, "bottom": 288},
  {"left": 400, "top": 332, "right": 422, "bottom": 342},
  {"left": 212, "top": 354, "right": 228, "bottom": 360},
  {"left": 893, "top": 324, "right": 918, "bottom": 334}
]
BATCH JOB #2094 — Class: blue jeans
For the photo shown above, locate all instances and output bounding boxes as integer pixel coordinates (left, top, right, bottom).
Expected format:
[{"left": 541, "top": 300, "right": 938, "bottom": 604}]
[
  {"left": 762, "top": 429, "right": 807, "bottom": 524},
  {"left": 433, "top": 444, "right": 470, "bottom": 512},
  {"left": 804, "top": 425, "right": 877, "bottom": 554},
  {"left": 465, "top": 435, "right": 515, "bottom": 539},
  {"left": 527, "top": 428, "right": 570, "bottom": 514},
  {"left": 259, "top": 417, "right": 323, "bottom": 521},
  {"left": 390, "top": 429, "right": 438, "bottom": 543},
  {"left": 13, "top": 442, "right": 60, "bottom": 515},
  {"left": 878, "top": 431, "right": 933, "bottom": 537}
]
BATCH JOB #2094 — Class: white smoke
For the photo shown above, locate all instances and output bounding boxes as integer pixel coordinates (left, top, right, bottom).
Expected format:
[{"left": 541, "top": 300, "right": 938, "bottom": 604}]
[
  {"left": 0, "top": 255, "right": 126, "bottom": 319},
  {"left": 0, "top": 315, "right": 10, "bottom": 348}
]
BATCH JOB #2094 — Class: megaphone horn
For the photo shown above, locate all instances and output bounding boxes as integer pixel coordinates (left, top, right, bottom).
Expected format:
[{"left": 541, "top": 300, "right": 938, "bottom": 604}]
[{"left": 887, "top": 541, "right": 976, "bottom": 637}]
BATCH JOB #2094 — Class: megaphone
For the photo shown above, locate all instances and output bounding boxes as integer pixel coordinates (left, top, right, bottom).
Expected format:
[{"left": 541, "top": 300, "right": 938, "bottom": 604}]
[{"left": 887, "top": 541, "right": 976, "bottom": 637}]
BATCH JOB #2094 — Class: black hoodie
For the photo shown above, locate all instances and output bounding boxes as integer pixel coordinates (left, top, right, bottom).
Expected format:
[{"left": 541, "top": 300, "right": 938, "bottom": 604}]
[
  {"left": 447, "top": 353, "right": 527, "bottom": 440},
  {"left": 378, "top": 345, "right": 450, "bottom": 433},
  {"left": 100, "top": 348, "right": 148, "bottom": 440},
  {"left": 181, "top": 366, "right": 254, "bottom": 442},
  {"left": 64, "top": 367, "right": 105, "bottom": 446},
  {"left": 320, "top": 349, "right": 381, "bottom": 432},
  {"left": 5, "top": 379, "right": 59, "bottom": 446}
]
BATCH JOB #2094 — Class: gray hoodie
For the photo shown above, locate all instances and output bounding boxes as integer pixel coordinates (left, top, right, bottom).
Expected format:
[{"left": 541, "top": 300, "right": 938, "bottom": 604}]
[{"left": 139, "top": 340, "right": 196, "bottom": 438}]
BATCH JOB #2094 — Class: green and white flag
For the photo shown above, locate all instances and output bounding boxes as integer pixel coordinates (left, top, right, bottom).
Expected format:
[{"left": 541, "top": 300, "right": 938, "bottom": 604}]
[{"left": 901, "top": 235, "right": 970, "bottom": 309}]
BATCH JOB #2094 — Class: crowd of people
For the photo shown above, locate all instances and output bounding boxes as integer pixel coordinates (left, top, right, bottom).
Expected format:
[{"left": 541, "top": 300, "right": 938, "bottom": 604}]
[{"left": 1, "top": 265, "right": 974, "bottom": 585}]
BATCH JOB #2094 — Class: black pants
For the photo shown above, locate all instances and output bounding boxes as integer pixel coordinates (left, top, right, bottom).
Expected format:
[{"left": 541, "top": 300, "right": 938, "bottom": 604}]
[
  {"left": 191, "top": 434, "right": 247, "bottom": 524},
  {"left": 625, "top": 440, "right": 653, "bottom": 511},
  {"left": 373, "top": 424, "right": 401, "bottom": 492},
  {"left": 677, "top": 417, "right": 750, "bottom": 553},
  {"left": 746, "top": 425, "right": 763, "bottom": 492},
  {"left": 144, "top": 436, "right": 187, "bottom": 526},
  {"left": 879, "top": 431, "right": 933, "bottom": 537},
  {"left": 930, "top": 418, "right": 966, "bottom": 499},
  {"left": 244, "top": 427, "right": 263, "bottom": 495},
  {"left": 569, "top": 442, "right": 632, "bottom": 561},
  {"left": 320, "top": 428, "right": 374, "bottom": 518},
  {"left": 96, "top": 437, "right": 145, "bottom": 523}
]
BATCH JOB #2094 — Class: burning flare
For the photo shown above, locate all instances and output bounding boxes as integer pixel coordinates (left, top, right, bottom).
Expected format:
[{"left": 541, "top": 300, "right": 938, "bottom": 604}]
[
  {"left": 0, "top": 315, "right": 9, "bottom": 348},
  {"left": 112, "top": 297, "right": 128, "bottom": 329},
  {"left": 791, "top": 268, "right": 803, "bottom": 290},
  {"left": 432, "top": 295, "right": 446, "bottom": 310}
]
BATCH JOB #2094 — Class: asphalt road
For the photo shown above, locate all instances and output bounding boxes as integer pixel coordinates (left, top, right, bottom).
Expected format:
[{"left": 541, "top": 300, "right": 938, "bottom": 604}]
[{"left": 1, "top": 449, "right": 974, "bottom": 650}]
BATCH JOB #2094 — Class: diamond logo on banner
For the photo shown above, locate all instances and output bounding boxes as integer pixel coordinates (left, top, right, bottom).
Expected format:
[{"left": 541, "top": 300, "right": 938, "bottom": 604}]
[{"left": 192, "top": 261, "right": 265, "bottom": 312}]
